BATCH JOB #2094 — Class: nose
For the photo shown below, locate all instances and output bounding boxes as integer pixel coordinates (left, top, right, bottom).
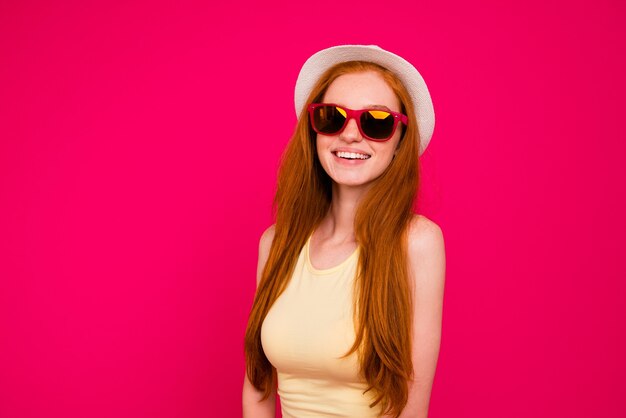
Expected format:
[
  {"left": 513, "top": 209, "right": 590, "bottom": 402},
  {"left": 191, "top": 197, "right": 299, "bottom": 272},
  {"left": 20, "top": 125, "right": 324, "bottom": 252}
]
[{"left": 338, "top": 117, "right": 363, "bottom": 143}]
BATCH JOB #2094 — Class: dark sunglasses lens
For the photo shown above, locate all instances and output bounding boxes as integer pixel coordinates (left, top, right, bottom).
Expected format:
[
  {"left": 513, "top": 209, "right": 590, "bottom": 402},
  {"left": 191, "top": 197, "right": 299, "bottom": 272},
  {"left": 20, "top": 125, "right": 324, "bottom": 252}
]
[
  {"left": 361, "top": 110, "right": 395, "bottom": 140},
  {"left": 312, "top": 106, "right": 347, "bottom": 134}
]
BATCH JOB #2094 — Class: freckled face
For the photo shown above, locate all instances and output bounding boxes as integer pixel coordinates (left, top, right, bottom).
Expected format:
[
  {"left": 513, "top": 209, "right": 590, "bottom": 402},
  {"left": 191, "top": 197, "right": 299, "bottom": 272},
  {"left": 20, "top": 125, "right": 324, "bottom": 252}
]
[{"left": 316, "top": 71, "right": 403, "bottom": 189}]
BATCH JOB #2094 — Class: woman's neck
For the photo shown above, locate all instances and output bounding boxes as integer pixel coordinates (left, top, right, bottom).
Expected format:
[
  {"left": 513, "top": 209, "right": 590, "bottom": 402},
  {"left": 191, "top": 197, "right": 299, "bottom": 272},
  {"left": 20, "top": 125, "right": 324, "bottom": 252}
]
[{"left": 317, "top": 183, "right": 370, "bottom": 244}]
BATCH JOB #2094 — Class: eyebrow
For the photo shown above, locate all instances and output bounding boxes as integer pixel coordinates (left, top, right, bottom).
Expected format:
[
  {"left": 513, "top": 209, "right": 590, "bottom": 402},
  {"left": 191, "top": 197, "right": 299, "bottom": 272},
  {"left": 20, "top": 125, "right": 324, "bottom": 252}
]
[{"left": 364, "top": 104, "right": 393, "bottom": 111}]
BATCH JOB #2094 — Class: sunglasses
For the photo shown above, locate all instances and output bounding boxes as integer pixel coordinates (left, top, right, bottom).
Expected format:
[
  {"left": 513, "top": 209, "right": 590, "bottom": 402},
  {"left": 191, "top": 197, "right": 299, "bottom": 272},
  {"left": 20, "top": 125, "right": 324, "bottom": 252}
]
[{"left": 308, "top": 103, "right": 408, "bottom": 141}]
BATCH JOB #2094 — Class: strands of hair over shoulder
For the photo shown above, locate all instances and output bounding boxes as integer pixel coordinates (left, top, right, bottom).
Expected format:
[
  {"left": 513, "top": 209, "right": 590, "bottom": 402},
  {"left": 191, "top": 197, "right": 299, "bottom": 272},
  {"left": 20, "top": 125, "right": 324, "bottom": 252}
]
[{"left": 244, "top": 61, "right": 421, "bottom": 418}]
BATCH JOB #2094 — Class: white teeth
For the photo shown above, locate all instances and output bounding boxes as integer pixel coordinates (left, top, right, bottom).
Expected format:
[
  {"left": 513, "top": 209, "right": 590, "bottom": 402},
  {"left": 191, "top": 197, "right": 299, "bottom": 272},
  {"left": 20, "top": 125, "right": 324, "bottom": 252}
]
[{"left": 335, "top": 151, "right": 370, "bottom": 160}]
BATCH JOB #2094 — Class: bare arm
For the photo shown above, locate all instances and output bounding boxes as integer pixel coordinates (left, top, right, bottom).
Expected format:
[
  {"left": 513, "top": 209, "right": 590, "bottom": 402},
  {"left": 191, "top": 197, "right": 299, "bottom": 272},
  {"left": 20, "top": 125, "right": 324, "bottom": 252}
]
[
  {"left": 390, "top": 216, "right": 446, "bottom": 418},
  {"left": 242, "top": 225, "right": 277, "bottom": 418}
]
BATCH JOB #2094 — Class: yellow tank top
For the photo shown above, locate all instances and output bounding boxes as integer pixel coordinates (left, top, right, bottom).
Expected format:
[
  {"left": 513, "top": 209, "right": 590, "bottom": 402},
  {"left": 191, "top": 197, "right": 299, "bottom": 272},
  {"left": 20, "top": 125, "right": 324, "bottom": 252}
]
[{"left": 261, "top": 234, "right": 383, "bottom": 418}]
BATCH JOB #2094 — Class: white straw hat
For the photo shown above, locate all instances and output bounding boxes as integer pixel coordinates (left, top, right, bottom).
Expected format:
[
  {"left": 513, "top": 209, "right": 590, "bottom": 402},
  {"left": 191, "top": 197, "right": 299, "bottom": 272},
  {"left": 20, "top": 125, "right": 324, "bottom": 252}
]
[{"left": 294, "top": 44, "right": 435, "bottom": 156}]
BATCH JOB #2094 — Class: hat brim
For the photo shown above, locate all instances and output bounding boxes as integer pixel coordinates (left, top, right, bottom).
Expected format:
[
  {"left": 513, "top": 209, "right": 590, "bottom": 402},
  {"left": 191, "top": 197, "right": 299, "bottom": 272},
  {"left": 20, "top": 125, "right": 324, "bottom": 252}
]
[{"left": 294, "top": 45, "right": 435, "bottom": 156}]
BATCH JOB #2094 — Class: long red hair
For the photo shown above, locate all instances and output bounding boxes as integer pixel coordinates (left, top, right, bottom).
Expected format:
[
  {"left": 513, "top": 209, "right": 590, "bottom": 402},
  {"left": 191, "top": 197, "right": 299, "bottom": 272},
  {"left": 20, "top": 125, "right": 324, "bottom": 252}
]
[{"left": 244, "top": 61, "right": 420, "bottom": 417}]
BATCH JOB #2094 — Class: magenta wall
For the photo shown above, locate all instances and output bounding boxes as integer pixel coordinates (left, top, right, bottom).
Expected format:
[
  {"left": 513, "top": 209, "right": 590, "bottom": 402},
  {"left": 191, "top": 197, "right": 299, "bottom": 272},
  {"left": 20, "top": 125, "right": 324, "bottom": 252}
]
[{"left": 1, "top": 1, "right": 625, "bottom": 417}]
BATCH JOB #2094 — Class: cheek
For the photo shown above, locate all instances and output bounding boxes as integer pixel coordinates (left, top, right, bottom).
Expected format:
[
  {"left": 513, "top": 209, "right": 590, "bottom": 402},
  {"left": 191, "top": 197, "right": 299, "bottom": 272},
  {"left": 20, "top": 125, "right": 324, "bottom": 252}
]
[
  {"left": 378, "top": 151, "right": 396, "bottom": 170},
  {"left": 372, "top": 139, "right": 402, "bottom": 171},
  {"left": 315, "top": 136, "right": 330, "bottom": 169},
  {"left": 372, "top": 142, "right": 397, "bottom": 161},
  {"left": 316, "top": 135, "right": 332, "bottom": 155}
]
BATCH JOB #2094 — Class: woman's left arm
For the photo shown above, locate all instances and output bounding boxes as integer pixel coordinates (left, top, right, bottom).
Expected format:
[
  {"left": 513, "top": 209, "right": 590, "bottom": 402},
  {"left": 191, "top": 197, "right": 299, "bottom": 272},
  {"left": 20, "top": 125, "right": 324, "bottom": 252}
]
[{"left": 394, "top": 217, "right": 447, "bottom": 418}]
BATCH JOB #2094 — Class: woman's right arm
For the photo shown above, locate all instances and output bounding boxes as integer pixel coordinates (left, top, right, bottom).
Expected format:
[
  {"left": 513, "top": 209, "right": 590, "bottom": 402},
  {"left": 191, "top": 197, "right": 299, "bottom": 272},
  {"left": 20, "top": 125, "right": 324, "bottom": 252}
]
[{"left": 242, "top": 225, "right": 277, "bottom": 418}]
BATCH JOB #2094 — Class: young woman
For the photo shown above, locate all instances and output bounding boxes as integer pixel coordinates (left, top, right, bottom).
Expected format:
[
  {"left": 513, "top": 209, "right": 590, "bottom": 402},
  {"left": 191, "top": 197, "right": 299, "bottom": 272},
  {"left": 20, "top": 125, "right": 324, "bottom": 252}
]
[{"left": 242, "top": 45, "right": 446, "bottom": 418}]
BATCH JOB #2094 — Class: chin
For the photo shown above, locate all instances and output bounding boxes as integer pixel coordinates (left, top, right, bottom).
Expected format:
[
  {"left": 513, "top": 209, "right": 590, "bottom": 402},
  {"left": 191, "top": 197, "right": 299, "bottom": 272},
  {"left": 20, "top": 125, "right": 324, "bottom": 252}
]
[{"left": 332, "top": 176, "right": 375, "bottom": 188}]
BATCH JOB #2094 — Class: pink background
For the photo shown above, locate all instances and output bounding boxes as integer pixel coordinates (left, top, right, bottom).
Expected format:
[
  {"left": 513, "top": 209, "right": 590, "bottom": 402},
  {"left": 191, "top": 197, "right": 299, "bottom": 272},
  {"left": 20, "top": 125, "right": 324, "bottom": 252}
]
[{"left": 1, "top": 0, "right": 625, "bottom": 417}]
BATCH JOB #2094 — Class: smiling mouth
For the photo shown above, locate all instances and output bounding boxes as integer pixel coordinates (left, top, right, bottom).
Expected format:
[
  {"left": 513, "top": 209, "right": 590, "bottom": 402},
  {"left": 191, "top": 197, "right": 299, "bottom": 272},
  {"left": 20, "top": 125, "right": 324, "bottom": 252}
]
[{"left": 333, "top": 151, "right": 371, "bottom": 160}]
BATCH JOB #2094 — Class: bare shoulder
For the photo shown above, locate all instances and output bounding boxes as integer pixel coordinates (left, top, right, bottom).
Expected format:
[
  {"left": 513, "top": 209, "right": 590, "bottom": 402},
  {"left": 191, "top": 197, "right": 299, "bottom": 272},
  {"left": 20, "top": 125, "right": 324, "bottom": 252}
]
[
  {"left": 407, "top": 214, "right": 446, "bottom": 287},
  {"left": 408, "top": 214, "right": 444, "bottom": 250},
  {"left": 259, "top": 224, "right": 276, "bottom": 254},
  {"left": 256, "top": 224, "right": 276, "bottom": 287}
]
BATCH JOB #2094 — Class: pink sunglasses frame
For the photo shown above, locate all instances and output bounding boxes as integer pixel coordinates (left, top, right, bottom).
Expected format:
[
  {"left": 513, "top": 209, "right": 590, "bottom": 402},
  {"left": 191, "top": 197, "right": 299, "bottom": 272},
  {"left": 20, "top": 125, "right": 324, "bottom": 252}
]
[{"left": 307, "top": 103, "right": 409, "bottom": 142}]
